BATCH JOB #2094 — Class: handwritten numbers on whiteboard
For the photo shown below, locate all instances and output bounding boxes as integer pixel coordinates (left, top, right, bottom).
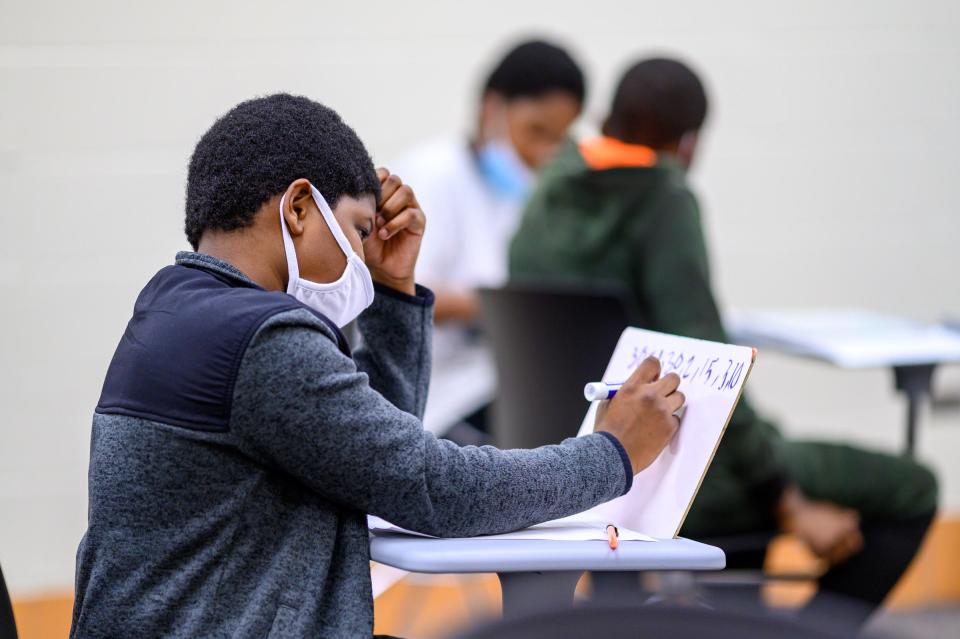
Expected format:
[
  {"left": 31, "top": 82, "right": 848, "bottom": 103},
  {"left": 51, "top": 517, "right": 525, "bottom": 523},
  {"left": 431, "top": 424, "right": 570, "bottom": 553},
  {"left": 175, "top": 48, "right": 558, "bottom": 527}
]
[{"left": 616, "top": 344, "right": 746, "bottom": 395}]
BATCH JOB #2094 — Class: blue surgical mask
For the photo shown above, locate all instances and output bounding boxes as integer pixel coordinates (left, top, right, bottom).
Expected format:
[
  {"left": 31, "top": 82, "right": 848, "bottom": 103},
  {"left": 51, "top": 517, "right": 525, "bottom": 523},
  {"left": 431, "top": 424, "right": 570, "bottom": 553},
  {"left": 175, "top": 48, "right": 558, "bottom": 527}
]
[{"left": 476, "top": 138, "right": 534, "bottom": 201}]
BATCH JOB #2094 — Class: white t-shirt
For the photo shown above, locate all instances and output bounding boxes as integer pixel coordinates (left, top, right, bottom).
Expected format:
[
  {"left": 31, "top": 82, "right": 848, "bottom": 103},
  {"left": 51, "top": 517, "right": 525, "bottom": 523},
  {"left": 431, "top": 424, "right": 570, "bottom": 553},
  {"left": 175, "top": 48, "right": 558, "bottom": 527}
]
[{"left": 393, "top": 137, "right": 524, "bottom": 360}]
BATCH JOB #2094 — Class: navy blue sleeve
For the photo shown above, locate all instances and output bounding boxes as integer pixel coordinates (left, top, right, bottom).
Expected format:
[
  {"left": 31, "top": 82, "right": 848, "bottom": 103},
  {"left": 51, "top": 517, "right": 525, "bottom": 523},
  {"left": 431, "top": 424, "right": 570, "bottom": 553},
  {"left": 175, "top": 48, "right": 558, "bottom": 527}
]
[{"left": 597, "top": 432, "right": 634, "bottom": 495}]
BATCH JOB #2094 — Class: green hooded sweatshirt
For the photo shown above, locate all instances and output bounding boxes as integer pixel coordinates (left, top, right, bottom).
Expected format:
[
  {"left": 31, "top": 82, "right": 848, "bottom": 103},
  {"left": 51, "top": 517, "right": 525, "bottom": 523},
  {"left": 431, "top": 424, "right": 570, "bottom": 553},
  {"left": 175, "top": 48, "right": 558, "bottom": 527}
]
[{"left": 509, "top": 138, "right": 789, "bottom": 536}]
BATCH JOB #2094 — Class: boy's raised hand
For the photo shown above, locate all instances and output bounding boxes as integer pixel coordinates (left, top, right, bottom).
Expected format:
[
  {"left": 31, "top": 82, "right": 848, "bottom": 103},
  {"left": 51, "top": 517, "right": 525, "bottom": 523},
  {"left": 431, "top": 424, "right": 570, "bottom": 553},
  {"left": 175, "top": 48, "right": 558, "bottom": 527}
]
[
  {"left": 363, "top": 168, "right": 426, "bottom": 295},
  {"left": 595, "top": 356, "right": 684, "bottom": 474}
]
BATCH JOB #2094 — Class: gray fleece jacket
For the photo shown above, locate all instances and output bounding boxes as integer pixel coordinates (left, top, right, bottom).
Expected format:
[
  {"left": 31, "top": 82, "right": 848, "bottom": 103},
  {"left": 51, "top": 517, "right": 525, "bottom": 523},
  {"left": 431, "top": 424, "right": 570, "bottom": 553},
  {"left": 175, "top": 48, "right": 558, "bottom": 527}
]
[{"left": 70, "top": 252, "right": 632, "bottom": 638}]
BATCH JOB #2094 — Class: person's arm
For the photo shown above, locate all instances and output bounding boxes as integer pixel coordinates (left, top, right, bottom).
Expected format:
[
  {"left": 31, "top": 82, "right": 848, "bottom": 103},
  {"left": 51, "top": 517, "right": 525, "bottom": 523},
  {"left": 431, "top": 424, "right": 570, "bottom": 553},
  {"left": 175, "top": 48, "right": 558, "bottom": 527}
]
[
  {"left": 228, "top": 312, "right": 675, "bottom": 537},
  {"left": 638, "top": 188, "right": 864, "bottom": 563},
  {"left": 353, "top": 282, "right": 434, "bottom": 418},
  {"left": 636, "top": 187, "right": 789, "bottom": 506},
  {"left": 432, "top": 289, "right": 480, "bottom": 323},
  {"left": 228, "top": 167, "right": 682, "bottom": 539}
]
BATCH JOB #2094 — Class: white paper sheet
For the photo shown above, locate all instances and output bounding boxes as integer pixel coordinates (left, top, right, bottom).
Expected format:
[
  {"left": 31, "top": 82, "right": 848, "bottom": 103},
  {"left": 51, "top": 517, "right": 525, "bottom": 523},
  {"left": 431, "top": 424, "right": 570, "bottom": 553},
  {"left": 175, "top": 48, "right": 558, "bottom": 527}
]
[
  {"left": 368, "top": 511, "right": 655, "bottom": 542},
  {"left": 575, "top": 327, "right": 755, "bottom": 539}
]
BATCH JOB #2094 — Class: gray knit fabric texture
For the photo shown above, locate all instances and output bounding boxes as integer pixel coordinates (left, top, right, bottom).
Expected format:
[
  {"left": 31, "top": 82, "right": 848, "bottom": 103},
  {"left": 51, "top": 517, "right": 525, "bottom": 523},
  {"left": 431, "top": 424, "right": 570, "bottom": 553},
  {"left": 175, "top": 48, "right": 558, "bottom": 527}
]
[{"left": 71, "top": 255, "right": 627, "bottom": 638}]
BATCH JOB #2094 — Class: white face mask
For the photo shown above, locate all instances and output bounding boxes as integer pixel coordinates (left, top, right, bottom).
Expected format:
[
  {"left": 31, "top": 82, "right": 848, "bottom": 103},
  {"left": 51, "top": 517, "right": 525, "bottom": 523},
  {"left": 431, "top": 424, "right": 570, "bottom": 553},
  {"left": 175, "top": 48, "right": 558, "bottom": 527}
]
[{"left": 280, "top": 185, "right": 375, "bottom": 327}]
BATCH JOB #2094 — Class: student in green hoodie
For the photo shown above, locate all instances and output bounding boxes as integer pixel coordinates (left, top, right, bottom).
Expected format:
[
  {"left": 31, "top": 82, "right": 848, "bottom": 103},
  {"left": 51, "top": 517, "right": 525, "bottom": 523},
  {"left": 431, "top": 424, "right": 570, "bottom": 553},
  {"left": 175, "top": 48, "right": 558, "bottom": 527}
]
[{"left": 509, "top": 57, "right": 938, "bottom": 624}]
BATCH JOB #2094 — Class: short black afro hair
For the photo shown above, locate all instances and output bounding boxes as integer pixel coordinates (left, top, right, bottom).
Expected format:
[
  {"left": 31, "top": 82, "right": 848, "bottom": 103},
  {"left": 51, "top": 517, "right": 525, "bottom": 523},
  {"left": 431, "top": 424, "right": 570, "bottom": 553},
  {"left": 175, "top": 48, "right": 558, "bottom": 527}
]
[
  {"left": 185, "top": 93, "right": 380, "bottom": 250},
  {"left": 483, "top": 39, "right": 586, "bottom": 105},
  {"left": 604, "top": 58, "right": 708, "bottom": 148}
]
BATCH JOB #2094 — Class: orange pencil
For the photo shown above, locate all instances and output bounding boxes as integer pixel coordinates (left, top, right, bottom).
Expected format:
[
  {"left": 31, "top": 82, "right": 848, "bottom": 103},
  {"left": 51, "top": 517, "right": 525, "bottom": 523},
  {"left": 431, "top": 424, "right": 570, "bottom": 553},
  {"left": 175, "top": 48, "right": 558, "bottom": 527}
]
[{"left": 606, "top": 524, "right": 619, "bottom": 550}]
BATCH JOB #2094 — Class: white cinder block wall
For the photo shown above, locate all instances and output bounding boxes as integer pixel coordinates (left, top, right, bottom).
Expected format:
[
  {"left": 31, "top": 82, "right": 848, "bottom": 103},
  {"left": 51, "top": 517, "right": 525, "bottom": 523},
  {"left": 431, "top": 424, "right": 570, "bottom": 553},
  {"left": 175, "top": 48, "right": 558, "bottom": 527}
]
[{"left": 1, "top": 0, "right": 957, "bottom": 594}]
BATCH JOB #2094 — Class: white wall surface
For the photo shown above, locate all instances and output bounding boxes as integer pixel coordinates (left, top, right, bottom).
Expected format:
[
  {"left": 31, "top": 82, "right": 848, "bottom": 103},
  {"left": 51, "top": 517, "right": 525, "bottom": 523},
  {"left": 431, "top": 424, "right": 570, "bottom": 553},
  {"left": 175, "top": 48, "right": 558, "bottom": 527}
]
[{"left": 1, "top": 0, "right": 957, "bottom": 595}]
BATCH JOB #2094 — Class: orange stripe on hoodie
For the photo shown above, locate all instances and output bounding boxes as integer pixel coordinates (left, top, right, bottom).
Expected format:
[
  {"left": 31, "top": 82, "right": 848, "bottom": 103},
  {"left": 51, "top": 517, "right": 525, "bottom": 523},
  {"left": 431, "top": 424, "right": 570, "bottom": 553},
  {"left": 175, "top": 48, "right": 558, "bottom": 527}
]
[{"left": 578, "top": 136, "right": 657, "bottom": 170}]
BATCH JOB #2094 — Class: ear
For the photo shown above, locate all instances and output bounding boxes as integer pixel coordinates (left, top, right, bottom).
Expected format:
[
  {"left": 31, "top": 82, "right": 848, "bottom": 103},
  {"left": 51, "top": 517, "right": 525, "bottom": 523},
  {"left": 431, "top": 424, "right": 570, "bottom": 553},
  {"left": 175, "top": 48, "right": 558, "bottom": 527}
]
[
  {"left": 282, "top": 179, "right": 314, "bottom": 237},
  {"left": 677, "top": 131, "right": 699, "bottom": 169}
]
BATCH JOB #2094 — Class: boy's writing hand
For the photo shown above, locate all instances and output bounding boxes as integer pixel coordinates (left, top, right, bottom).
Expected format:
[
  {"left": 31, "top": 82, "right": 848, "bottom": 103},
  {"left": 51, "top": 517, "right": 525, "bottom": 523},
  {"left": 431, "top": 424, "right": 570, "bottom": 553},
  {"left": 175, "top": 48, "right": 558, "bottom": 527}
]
[
  {"left": 595, "top": 356, "right": 684, "bottom": 474},
  {"left": 364, "top": 168, "right": 426, "bottom": 295}
]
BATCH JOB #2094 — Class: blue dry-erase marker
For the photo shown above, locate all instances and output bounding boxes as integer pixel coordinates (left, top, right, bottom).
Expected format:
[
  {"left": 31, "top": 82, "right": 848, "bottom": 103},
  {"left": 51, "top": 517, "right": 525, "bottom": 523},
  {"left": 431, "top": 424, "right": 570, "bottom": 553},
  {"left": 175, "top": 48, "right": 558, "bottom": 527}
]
[
  {"left": 583, "top": 382, "right": 622, "bottom": 401},
  {"left": 584, "top": 380, "right": 688, "bottom": 420}
]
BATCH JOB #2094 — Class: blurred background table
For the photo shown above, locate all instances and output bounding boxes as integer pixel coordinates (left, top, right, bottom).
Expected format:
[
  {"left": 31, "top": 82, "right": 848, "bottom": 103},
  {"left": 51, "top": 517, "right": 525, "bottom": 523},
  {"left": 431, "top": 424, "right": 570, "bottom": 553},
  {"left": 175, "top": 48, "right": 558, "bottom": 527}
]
[{"left": 727, "top": 308, "right": 960, "bottom": 456}]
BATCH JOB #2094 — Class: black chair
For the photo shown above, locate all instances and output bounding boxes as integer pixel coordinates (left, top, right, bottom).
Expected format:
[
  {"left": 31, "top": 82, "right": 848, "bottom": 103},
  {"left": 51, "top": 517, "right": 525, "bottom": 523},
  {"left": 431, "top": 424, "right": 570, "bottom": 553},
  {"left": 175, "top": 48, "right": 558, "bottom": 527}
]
[
  {"left": 477, "top": 283, "right": 634, "bottom": 449},
  {"left": 0, "top": 563, "right": 18, "bottom": 639},
  {"left": 451, "top": 603, "right": 850, "bottom": 639}
]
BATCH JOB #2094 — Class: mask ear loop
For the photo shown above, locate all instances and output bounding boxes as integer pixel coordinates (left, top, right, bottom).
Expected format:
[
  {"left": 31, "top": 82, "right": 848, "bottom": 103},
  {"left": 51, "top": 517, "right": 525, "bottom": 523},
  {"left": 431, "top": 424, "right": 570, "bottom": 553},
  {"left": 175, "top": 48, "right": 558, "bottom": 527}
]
[
  {"left": 310, "top": 185, "right": 357, "bottom": 259},
  {"left": 310, "top": 185, "right": 376, "bottom": 305},
  {"left": 279, "top": 193, "right": 301, "bottom": 295}
]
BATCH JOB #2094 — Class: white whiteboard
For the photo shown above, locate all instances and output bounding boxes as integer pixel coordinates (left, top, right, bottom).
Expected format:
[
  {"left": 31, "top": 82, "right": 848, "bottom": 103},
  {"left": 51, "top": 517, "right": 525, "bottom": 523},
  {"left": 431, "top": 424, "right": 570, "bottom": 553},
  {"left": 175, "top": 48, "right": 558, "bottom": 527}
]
[{"left": 576, "top": 327, "right": 756, "bottom": 539}]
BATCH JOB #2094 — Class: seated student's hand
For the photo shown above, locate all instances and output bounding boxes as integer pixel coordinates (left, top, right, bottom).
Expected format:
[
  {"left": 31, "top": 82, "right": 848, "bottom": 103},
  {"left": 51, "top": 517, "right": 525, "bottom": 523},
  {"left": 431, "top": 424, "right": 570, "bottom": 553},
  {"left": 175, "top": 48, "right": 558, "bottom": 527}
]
[
  {"left": 595, "top": 356, "right": 684, "bottom": 474},
  {"left": 364, "top": 168, "right": 426, "bottom": 295},
  {"left": 778, "top": 486, "right": 864, "bottom": 565}
]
